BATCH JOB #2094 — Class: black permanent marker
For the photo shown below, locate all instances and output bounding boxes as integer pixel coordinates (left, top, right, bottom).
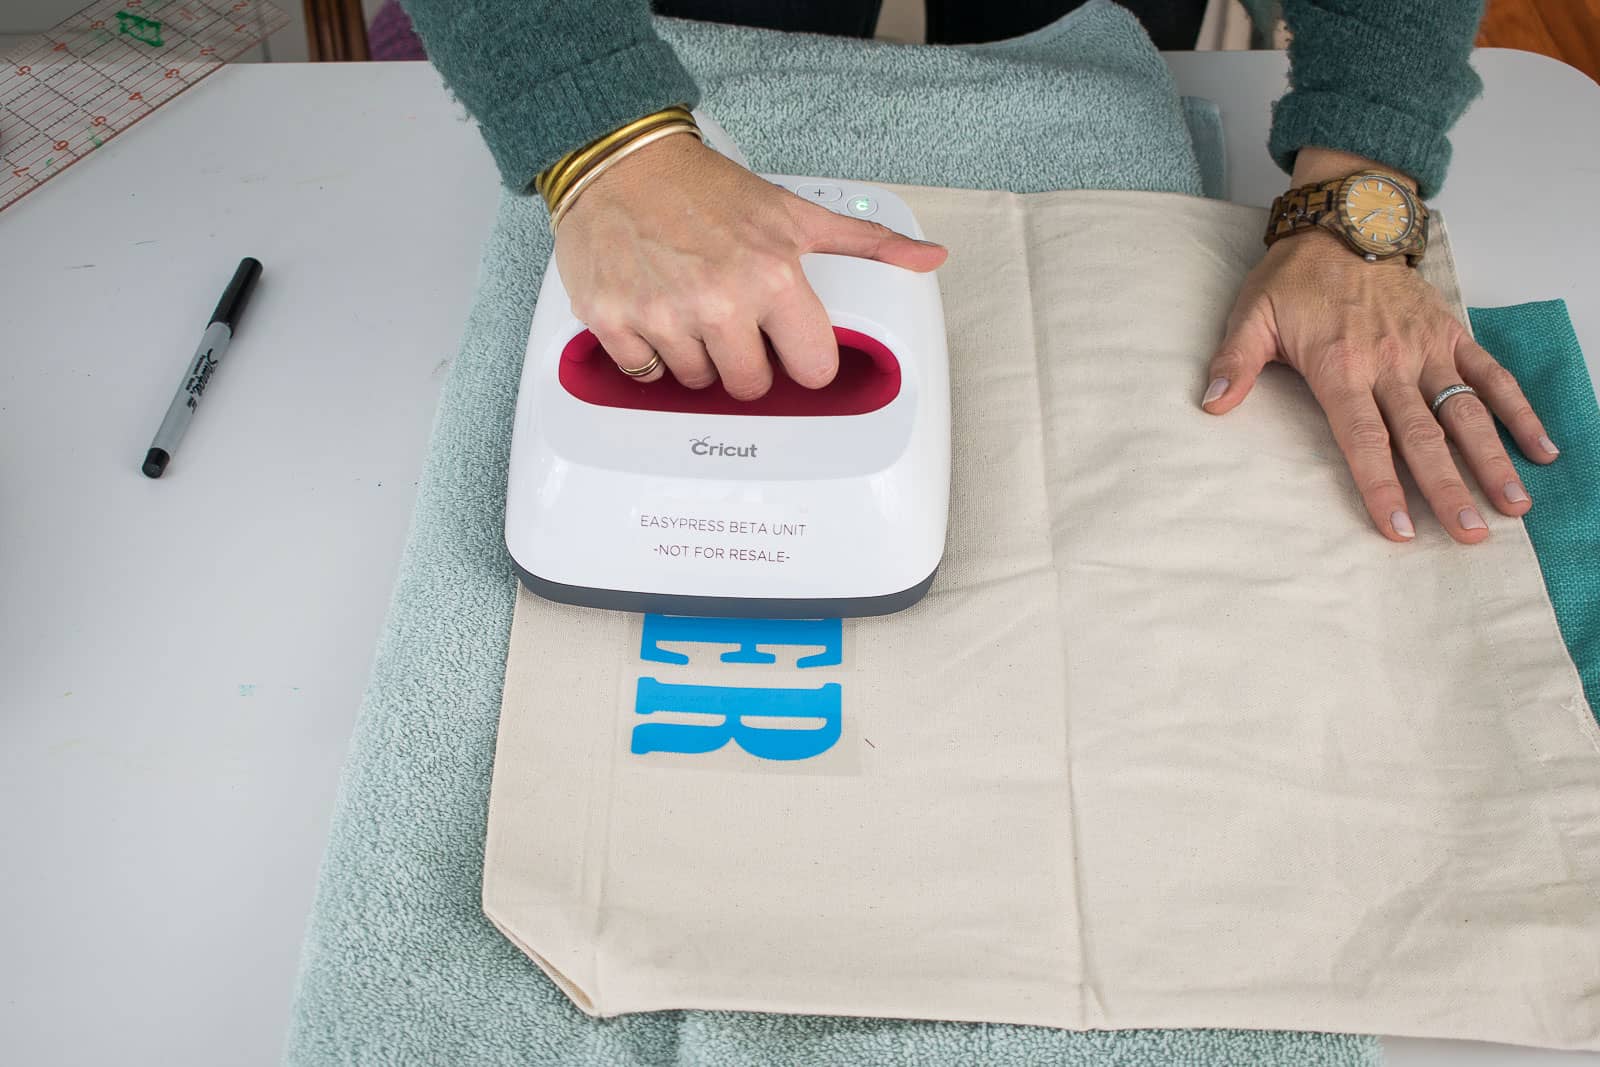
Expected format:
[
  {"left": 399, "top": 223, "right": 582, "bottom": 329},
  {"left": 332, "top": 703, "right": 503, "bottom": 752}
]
[{"left": 142, "top": 257, "right": 263, "bottom": 478}]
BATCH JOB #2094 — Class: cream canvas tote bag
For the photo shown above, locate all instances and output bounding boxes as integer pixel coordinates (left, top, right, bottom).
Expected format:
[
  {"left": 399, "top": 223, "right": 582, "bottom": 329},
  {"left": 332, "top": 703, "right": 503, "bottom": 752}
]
[{"left": 484, "top": 188, "right": 1600, "bottom": 1050}]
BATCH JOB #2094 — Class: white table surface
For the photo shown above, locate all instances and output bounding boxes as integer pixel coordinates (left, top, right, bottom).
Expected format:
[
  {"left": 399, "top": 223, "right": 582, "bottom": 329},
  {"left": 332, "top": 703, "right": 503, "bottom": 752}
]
[{"left": 2, "top": 49, "right": 1596, "bottom": 1067}]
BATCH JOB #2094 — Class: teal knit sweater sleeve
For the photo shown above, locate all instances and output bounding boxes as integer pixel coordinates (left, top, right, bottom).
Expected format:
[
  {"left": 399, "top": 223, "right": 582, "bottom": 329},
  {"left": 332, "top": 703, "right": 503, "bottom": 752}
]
[
  {"left": 1271, "top": 0, "right": 1486, "bottom": 197},
  {"left": 396, "top": 0, "right": 700, "bottom": 192},
  {"left": 401, "top": 0, "right": 1483, "bottom": 200}
]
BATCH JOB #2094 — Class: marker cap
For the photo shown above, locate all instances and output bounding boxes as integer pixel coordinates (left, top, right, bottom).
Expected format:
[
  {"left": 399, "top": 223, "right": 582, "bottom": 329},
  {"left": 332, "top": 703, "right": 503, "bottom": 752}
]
[{"left": 210, "top": 257, "right": 262, "bottom": 330}]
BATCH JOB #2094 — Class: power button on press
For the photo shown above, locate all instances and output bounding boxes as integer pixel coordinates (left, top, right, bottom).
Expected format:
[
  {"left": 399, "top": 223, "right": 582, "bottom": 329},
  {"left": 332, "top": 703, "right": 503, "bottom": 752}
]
[{"left": 845, "top": 194, "right": 877, "bottom": 218}]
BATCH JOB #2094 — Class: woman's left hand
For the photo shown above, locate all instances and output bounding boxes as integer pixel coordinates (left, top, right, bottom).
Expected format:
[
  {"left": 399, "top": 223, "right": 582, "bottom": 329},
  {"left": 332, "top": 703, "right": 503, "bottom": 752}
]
[{"left": 1202, "top": 151, "right": 1560, "bottom": 545}]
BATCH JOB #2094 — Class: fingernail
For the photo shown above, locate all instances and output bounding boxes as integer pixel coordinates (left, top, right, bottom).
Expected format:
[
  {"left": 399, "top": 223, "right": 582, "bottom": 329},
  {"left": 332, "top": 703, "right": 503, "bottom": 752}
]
[
  {"left": 1391, "top": 510, "right": 1415, "bottom": 539},
  {"left": 1202, "top": 377, "right": 1229, "bottom": 406},
  {"left": 1459, "top": 507, "right": 1488, "bottom": 531},
  {"left": 1539, "top": 434, "right": 1560, "bottom": 456},
  {"left": 1505, "top": 482, "right": 1529, "bottom": 504}
]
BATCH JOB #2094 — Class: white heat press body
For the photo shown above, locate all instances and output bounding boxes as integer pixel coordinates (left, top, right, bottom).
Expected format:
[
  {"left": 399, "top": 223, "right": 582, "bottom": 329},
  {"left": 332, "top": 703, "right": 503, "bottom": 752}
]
[{"left": 506, "top": 149, "right": 949, "bottom": 618}]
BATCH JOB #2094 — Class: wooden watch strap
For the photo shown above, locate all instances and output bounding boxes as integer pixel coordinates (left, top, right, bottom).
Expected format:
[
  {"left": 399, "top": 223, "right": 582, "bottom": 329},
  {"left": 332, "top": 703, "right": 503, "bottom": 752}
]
[
  {"left": 1265, "top": 177, "right": 1343, "bottom": 244},
  {"left": 1264, "top": 172, "right": 1429, "bottom": 264}
]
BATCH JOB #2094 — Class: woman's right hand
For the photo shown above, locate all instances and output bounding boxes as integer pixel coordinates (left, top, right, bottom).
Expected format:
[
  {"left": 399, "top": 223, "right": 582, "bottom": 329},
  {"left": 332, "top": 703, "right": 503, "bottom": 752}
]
[{"left": 553, "top": 133, "right": 948, "bottom": 399}]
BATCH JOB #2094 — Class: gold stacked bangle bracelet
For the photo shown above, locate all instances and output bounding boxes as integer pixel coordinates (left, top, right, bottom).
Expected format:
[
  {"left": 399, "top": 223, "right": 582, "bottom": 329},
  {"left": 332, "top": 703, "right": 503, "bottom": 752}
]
[{"left": 536, "top": 105, "right": 702, "bottom": 230}]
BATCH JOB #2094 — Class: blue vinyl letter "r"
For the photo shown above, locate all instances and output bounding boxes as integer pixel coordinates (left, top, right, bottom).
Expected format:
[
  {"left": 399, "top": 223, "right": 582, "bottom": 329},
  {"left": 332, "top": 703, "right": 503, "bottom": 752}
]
[{"left": 631, "top": 677, "right": 842, "bottom": 761}]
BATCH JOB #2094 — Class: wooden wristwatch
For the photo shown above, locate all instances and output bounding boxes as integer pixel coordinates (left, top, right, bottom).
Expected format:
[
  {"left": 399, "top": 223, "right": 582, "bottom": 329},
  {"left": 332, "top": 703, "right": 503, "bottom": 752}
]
[{"left": 1264, "top": 171, "right": 1429, "bottom": 265}]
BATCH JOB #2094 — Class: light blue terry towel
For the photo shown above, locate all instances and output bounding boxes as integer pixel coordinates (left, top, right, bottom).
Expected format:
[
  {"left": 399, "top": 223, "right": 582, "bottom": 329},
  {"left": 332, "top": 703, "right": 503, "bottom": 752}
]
[
  {"left": 285, "top": 4, "right": 1374, "bottom": 1064},
  {"left": 653, "top": 5, "right": 1207, "bottom": 196}
]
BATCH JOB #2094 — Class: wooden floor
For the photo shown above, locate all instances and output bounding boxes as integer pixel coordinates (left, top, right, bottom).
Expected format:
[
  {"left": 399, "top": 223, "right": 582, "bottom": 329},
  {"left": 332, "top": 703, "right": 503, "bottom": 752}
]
[{"left": 1477, "top": 0, "right": 1600, "bottom": 83}]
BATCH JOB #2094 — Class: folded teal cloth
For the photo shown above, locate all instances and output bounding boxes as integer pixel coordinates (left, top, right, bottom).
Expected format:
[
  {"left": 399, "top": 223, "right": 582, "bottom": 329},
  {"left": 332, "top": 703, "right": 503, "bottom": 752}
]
[
  {"left": 654, "top": 2, "right": 1204, "bottom": 196},
  {"left": 284, "top": 5, "right": 1375, "bottom": 1063},
  {"left": 1468, "top": 301, "right": 1600, "bottom": 717}
]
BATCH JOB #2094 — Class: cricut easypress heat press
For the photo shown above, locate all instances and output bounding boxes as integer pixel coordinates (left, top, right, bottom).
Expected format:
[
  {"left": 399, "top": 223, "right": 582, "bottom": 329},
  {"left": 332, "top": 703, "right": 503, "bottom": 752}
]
[{"left": 505, "top": 147, "right": 950, "bottom": 618}]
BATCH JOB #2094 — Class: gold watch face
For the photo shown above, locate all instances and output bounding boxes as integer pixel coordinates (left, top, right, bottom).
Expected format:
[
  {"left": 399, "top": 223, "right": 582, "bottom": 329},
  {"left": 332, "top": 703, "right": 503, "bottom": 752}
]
[{"left": 1342, "top": 175, "right": 1414, "bottom": 247}]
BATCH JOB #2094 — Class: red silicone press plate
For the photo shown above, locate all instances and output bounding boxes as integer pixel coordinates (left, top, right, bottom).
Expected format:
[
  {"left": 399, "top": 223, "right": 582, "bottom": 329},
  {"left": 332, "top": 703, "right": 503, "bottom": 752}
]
[{"left": 557, "top": 327, "right": 901, "bottom": 416}]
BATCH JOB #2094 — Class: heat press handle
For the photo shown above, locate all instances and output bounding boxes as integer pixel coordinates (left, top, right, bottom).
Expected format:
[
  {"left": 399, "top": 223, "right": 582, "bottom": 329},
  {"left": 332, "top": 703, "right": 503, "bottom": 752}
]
[{"left": 558, "top": 326, "right": 901, "bottom": 417}]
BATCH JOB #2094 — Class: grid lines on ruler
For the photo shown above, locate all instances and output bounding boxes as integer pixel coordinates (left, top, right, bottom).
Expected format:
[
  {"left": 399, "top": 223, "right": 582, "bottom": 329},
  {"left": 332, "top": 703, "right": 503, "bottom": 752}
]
[{"left": 0, "top": 0, "right": 289, "bottom": 213}]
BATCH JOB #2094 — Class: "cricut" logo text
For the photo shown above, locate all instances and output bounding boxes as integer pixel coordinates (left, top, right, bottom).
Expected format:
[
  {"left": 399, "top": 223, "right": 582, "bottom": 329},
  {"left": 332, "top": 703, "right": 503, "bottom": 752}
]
[{"left": 690, "top": 436, "right": 758, "bottom": 458}]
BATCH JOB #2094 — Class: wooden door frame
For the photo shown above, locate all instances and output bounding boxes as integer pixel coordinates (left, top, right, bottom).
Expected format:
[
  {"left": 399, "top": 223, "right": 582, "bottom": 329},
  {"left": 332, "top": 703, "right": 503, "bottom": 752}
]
[{"left": 304, "top": 0, "right": 370, "bottom": 61}]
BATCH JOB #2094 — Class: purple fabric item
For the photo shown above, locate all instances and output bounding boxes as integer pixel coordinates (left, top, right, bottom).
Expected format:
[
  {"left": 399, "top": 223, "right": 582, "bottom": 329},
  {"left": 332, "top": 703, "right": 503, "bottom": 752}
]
[{"left": 369, "top": 0, "right": 427, "bottom": 60}]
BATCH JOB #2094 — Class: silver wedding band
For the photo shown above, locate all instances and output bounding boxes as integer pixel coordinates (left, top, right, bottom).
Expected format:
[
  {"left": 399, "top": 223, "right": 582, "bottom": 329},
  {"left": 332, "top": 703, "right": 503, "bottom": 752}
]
[
  {"left": 1429, "top": 383, "right": 1477, "bottom": 416},
  {"left": 619, "top": 353, "right": 664, "bottom": 378}
]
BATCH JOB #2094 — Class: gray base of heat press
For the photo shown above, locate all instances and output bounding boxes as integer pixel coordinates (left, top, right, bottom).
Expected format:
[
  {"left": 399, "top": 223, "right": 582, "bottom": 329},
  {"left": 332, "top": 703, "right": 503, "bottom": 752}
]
[{"left": 513, "top": 562, "right": 940, "bottom": 619}]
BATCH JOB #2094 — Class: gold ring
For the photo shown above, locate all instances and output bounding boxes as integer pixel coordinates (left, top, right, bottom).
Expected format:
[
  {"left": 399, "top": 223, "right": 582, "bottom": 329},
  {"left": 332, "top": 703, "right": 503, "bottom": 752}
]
[{"left": 619, "top": 353, "right": 663, "bottom": 378}]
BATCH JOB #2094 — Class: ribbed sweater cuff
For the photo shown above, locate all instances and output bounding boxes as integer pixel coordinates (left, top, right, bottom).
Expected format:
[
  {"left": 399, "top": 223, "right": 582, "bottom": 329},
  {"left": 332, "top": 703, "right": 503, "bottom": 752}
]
[
  {"left": 1269, "top": 89, "right": 1454, "bottom": 198},
  {"left": 478, "top": 37, "right": 702, "bottom": 193}
]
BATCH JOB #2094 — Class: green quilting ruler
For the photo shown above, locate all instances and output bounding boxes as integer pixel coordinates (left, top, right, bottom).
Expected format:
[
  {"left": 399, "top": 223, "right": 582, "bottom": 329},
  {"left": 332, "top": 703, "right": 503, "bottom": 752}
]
[{"left": 1, "top": 0, "right": 289, "bottom": 213}]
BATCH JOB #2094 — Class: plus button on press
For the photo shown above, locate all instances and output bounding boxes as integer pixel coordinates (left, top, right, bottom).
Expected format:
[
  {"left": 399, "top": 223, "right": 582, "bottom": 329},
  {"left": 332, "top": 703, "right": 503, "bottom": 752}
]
[{"left": 795, "top": 183, "right": 844, "bottom": 204}]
